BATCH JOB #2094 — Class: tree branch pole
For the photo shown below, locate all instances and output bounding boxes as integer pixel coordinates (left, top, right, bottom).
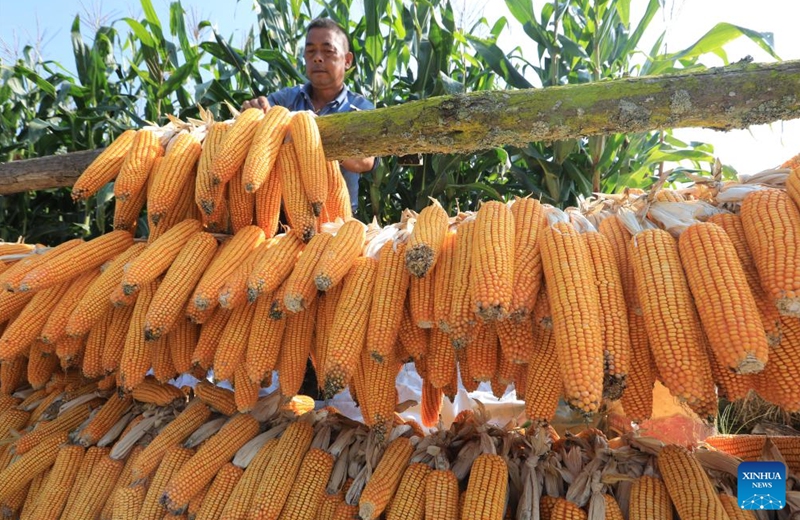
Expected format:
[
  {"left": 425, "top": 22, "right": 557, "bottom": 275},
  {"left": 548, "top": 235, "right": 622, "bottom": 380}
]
[{"left": 2, "top": 60, "right": 800, "bottom": 195}]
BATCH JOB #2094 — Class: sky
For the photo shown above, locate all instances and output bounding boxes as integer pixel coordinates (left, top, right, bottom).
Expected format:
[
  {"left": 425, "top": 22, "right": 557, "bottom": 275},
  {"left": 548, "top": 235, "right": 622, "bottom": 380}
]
[{"left": 1, "top": 0, "right": 798, "bottom": 176}]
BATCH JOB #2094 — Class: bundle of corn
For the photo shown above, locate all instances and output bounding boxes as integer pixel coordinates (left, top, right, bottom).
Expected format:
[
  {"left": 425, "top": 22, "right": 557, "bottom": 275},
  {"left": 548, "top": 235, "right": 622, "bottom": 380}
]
[
  {"left": 6, "top": 107, "right": 800, "bottom": 440},
  {"left": 0, "top": 376, "right": 797, "bottom": 520}
]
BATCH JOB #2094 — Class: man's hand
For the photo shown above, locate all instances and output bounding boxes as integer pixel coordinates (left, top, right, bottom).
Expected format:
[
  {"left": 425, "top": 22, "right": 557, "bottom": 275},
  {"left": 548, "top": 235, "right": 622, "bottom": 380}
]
[
  {"left": 241, "top": 96, "right": 270, "bottom": 112},
  {"left": 341, "top": 156, "right": 375, "bottom": 173}
]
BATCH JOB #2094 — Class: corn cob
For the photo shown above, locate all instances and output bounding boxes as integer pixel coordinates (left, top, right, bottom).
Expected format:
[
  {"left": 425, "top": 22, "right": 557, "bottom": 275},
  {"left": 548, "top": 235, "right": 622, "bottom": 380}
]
[
  {"left": 314, "top": 220, "right": 367, "bottom": 292},
  {"left": 164, "top": 320, "right": 195, "bottom": 376},
  {"left": 247, "top": 233, "right": 305, "bottom": 302},
  {"left": 495, "top": 315, "right": 535, "bottom": 365},
  {"left": 220, "top": 438, "right": 278, "bottom": 520},
  {"left": 449, "top": 220, "right": 476, "bottom": 349},
  {"left": 629, "top": 475, "right": 673, "bottom": 520},
  {"left": 188, "top": 226, "right": 265, "bottom": 317},
  {"left": 140, "top": 446, "right": 195, "bottom": 520},
  {"left": 249, "top": 420, "right": 314, "bottom": 520},
  {"left": 161, "top": 413, "right": 259, "bottom": 514},
  {"left": 406, "top": 199, "right": 449, "bottom": 278},
  {"left": 232, "top": 359, "right": 259, "bottom": 413},
  {"left": 192, "top": 307, "right": 231, "bottom": 369},
  {"left": 127, "top": 399, "right": 209, "bottom": 481},
  {"left": 679, "top": 222, "right": 768, "bottom": 374},
  {"left": 0, "top": 431, "right": 67, "bottom": 503},
  {"left": 312, "top": 282, "right": 343, "bottom": 388},
  {"left": 246, "top": 294, "right": 286, "bottom": 384},
  {"left": 708, "top": 213, "right": 782, "bottom": 347},
  {"left": 279, "top": 298, "right": 317, "bottom": 397},
  {"left": 758, "top": 315, "right": 800, "bottom": 411},
  {"left": 629, "top": 228, "right": 717, "bottom": 420},
  {"left": 210, "top": 108, "right": 264, "bottom": 186},
  {"left": 359, "top": 436, "right": 414, "bottom": 520},
  {"left": 741, "top": 189, "right": 800, "bottom": 317},
  {"left": 284, "top": 232, "right": 333, "bottom": 312},
  {"left": 0, "top": 281, "right": 71, "bottom": 360},
  {"left": 121, "top": 219, "right": 202, "bottom": 296},
  {"left": 130, "top": 377, "right": 183, "bottom": 406},
  {"left": 194, "top": 462, "right": 242, "bottom": 520},
  {"left": 360, "top": 346, "right": 400, "bottom": 439},
  {"left": 658, "top": 444, "right": 728, "bottom": 520},
  {"left": 385, "top": 463, "right": 431, "bottom": 520},
  {"left": 278, "top": 448, "right": 335, "bottom": 520},
  {"left": 524, "top": 316, "right": 561, "bottom": 423},
  {"left": 432, "top": 230, "right": 458, "bottom": 332},
  {"left": 619, "top": 308, "right": 656, "bottom": 423},
  {"left": 40, "top": 270, "right": 101, "bottom": 349},
  {"left": 0, "top": 239, "right": 82, "bottom": 292},
  {"left": 26, "top": 444, "right": 83, "bottom": 520},
  {"left": 147, "top": 131, "right": 203, "bottom": 225},
  {"left": 471, "top": 201, "right": 514, "bottom": 321},
  {"left": 113, "top": 162, "right": 151, "bottom": 233},
  {"left": 278, "top": 140, "right": 318, "bottom": 242},
  {"left": 21, "top": 468, "right": 48, "bottom": 520},
  {"left": 98, "top": 444, "right": 142, "bottom": 519},
  {"left": 509, "top": 197, "right": 545, "bottom": 320},
  {"left": 76, "top": 394, "right": 132, "bottom": 447},
  {"left": 323, "top": 257, "right": 377, "bottom": 398},
  {"left": 0, "top": 356, "right": 27, "bottom": 394},
  {"left": 196, "top": 121, "right": 230, "bottom": 216},
  {"left": 425, "top": 469, "right": 459, "bottom": 520},
  {"left": 18, "top": 230, "right": 132, "bottom": 293},
  {"left": 213, "top": 302, "right": 256, "bottom": 382},
  {"left": 195, "top": 381, "right": 237, "bottom": 416},
  {"left": 240, "top": 105, "right": 291, "bottom": 193},
  {"left": 290, "top": 111, "right": 328, "bottom": 216},
  {"left": 541, "top": 218, "right": 604, "bottom": 414},
  {"left": 0, "top": 292, "right": 34, "bottom": 326},
  {"left": 118, "top": 280, "right": 160, "bottom": 391},
  {"left": 15, "top": 399, "right": 98, "bottom": 454},
  {"left": 110, "top": 485, "right": 146, "bottom": 520},
  {"left": 583, "top": 230, "right": 630, "bottom": 399},
  {"left": 68, "top": 454, "right": 124, "bottom": 519},
  {"left": 460, "top": 453, "right": 507, "bottom": 520},
  {"left": 101, "top": 303, "right": 135, "bottom": 374},
  {"left": 255, "top": 163, "right": 283, "bottom": 238},
  {"left": 114, "top": 129, "right": 163, "bottom": 201},
  {"left": 367, "top": 239, "right": 410, "bottom": 362},
  {"left": 66, "top": 242, "right": 147, "bottom": 338},
  {"left": 72, "top": 129, "right": 136, "bottom": 200},
  {"left": 219, "top": 240, "right": 272, "bottom": 310},
  {"left": 229, "top": 166, "right": 256, "bottom": 232},
  {"left": 60, "top": 446, "right": 110, "bottom": 518},
  {"left": 321, "top": 160, "right": 353, "bottom": 223},
  {"left": 409, "top": 266, "right": 436, "bottom": 328},
  {"left": 549, "top": 498, "right": 587, "bottom": 520}
]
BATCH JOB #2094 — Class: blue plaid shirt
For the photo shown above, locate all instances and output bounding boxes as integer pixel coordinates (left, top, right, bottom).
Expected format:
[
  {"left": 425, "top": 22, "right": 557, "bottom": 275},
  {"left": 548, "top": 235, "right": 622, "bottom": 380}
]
[{"left": 268, "top": 83, "right": 375, "bottom": 213}]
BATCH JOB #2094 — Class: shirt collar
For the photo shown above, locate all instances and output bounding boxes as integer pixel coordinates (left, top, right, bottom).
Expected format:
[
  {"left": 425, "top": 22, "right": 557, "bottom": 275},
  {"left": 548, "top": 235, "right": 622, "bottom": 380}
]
[{"left": 300, "top": 83, "right": 349, "bottom": 111}]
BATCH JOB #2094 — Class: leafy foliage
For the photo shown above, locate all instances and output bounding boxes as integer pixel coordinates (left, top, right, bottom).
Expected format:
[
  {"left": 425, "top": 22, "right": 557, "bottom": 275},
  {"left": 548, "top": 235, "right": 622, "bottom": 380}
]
[{"left": 0, "top": 0, "right": 777, "bottom": 243}]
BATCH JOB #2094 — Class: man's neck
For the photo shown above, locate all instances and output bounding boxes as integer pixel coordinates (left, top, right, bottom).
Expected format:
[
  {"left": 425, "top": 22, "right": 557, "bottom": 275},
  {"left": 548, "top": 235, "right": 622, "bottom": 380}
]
[{"left": 309, "top": 84, "right": 344, "bottom": 111}]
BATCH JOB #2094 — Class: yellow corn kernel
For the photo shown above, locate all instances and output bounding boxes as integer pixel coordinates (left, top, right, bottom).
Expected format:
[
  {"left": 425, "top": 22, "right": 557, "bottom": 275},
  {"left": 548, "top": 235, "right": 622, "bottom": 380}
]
[
  {"left": 114, "top": 129, "right": 163, "bottom": 202},
  {"left": 277, "top": 140, "right": 318, "bottom": 242},
  {"left": 289, "top": 111, "right": 328, "bottom": 216},
  {"left": 460, "top": 454, "right": 507, "bottom": 520},
  {"left": 658, "top": 444, "right": 728, "bottom": 520},
  {"left": 284, "top": 232, "right": 333, "bottom": 312},
  {"left": 147, "top": 132, "right": 203, "bottom": 225}
]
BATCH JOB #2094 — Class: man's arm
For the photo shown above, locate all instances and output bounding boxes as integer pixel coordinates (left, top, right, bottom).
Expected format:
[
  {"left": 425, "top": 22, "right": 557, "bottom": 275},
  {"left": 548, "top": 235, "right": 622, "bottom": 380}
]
[{"left": 340, "top": 156, "right": 375, "bottom": 173}]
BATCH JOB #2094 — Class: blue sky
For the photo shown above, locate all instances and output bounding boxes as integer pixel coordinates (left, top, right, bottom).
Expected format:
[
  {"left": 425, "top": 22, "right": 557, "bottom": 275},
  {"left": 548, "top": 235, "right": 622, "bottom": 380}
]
[{"left": 2, "top": 0, "right": 799, "bottom": 174}]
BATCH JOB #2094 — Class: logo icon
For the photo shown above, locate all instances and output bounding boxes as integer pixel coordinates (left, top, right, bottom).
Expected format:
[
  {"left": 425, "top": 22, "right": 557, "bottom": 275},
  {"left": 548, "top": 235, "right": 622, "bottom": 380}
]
[{"left": 737, "top": 461, "right": 786, "bottom": 510}]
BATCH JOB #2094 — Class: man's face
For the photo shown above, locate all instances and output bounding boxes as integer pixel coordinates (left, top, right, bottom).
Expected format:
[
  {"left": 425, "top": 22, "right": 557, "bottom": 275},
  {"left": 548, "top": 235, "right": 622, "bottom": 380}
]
[{"left": 304, "top": 27, "right": 353, "bottom": 91}]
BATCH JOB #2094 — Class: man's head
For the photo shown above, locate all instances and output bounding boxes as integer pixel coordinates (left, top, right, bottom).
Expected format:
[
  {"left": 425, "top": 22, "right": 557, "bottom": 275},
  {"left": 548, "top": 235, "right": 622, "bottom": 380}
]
[{"left": 304, "top": 18, "right": 353, "bottom": 92}]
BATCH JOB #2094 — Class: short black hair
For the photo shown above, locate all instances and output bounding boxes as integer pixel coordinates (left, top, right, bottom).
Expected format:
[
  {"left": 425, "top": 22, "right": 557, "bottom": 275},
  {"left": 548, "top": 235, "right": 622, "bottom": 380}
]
[{"left": 306, "top": 18, "right": 351, "bottom": 53}]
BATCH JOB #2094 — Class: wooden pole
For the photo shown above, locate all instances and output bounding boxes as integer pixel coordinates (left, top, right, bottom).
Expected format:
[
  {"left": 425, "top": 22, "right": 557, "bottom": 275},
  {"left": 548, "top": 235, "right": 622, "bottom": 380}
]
[{"left": 2, "top": 60, "right": 800, "bottom": 195}]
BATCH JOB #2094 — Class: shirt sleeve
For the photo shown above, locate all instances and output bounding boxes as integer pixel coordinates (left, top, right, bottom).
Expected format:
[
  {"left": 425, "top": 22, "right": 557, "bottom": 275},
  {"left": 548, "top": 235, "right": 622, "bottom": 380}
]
[{"left": 267, "top": 87, "right": 291, "bottom": 109}]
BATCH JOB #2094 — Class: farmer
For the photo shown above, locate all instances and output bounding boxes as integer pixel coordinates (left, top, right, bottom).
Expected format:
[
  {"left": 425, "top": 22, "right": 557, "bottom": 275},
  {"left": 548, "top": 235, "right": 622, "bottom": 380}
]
[{"left": 242, "top": 17, "right": 377, "bottom": 215}]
